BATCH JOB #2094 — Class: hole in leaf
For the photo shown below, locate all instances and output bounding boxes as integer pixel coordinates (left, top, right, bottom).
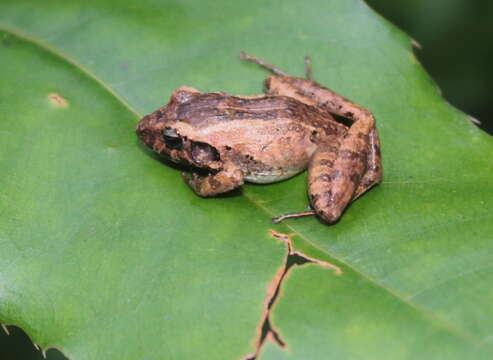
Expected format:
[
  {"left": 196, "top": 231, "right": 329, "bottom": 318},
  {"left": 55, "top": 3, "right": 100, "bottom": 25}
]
[{"left": 0, "top": 324, "right": 69, "bottom": 360}]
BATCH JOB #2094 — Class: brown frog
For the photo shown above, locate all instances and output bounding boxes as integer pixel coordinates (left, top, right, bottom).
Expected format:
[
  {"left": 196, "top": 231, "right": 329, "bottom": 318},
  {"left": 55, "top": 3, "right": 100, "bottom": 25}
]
[{"left": 136, "top": 53, "right": 382, "bottom": 224}]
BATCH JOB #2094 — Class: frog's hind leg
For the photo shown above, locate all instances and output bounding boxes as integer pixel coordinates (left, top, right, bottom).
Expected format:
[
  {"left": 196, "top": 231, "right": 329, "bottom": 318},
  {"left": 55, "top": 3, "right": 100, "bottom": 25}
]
[
  {"left": 272, "top": 141, "right": 342, "bottom": 224},
  {"left": 307, "top": 144, "right": 360, "bottom": 223},
  {"left": 304, "top": 56, "right": 313, "bottom": 80},
  {"left": 308, "top": 120, "right": 382, "bottom": 223},
  {"left": 239, "top": 52, "right": 289, "bottom": 76},
  {"left": 240, "top": 52, "right": 313, "bottom": 80},
  {"left": 273, "top": 130, "right": 381, "bottom": 224}
]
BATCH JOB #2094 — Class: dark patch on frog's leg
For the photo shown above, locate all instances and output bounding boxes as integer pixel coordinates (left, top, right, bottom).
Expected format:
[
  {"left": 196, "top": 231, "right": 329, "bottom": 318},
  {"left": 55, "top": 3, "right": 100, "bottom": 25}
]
[
  {"left": 353, "top": 128, "right": 383, "bottom": 199},
  {"left": 181, "top": 163, "right": 244, "bottom": 197},
  {"left": 337, "top": 149, "right": 366, "bottom": 162}
]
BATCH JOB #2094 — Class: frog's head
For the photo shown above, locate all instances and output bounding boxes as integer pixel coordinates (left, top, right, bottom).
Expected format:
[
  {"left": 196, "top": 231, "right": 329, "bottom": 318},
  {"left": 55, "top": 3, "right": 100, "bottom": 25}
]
[{"left": 136, "top": 89, "right": 223, "bottom": 173}]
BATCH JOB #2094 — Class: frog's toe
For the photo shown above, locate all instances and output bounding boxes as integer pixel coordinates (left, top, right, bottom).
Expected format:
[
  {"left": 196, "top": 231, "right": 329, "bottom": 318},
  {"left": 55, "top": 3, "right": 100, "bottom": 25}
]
[{"left": 316, "top": 208, "right": 343, "bottom": 224}]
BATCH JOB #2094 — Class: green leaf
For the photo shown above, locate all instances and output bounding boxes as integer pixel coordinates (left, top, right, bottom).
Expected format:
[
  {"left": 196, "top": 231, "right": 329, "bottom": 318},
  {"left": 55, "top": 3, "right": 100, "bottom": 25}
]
[{"left": 1, "top": 0, "right": 492, "bottom": 359}]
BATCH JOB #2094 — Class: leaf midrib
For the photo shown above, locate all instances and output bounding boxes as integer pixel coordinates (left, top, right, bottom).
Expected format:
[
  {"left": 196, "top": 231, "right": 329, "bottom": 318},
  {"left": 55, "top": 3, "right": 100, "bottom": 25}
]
[
  {"left": 0, "top": 24, "right": 141, "bottom": 121},
  {"left": 0, "top": 22, "right": 488, "bottom": 354}
]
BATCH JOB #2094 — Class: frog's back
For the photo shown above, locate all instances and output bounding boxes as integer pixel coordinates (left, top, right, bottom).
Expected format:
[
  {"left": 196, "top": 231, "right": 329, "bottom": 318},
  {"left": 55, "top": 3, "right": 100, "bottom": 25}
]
[
  {"left": 174, "top": 92, "right": 345, "bottom": 135},
  {"left": 170, "top": 92, "right": 348, "bottom": 184}
]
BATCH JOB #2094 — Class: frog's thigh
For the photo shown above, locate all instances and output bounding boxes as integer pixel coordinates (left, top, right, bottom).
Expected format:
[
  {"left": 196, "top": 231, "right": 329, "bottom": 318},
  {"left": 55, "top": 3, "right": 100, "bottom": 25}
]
[
  {"left": 308, "top": 145, "right": 341, "bottom": 222},
  {"left": 353, "top": 128, "right": 383, "bottom": 199},
  {"left": 308, "top": 140, "right": 367, "bottom": 222},
  {"left": 183, "top": 164, "right": 244, "bottom": 197}
]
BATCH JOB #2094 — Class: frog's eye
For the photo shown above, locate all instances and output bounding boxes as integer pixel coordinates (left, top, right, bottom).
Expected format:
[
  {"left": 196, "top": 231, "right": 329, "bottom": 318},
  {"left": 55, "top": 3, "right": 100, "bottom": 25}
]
[{"left": 162, "top": 127, "right": 183, "bottom": 150}]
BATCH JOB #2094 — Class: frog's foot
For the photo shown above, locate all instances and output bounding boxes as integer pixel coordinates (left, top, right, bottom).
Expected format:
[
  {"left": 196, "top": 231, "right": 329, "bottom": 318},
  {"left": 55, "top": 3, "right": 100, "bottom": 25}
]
[
  {"left": 241, "top": 52, "right": 313, "bottom": 81},
  {"left": 304, "top": 56, "right": 313, "bottom": 80},
  {"left": 182, "top": 163, "right": 244, "bottom": 197},
  {"left": 271, "top": 210, "right": 316, "bottom": 224},
  {"left": 240, "top": 52, "right": 289, "bottom": 77}
]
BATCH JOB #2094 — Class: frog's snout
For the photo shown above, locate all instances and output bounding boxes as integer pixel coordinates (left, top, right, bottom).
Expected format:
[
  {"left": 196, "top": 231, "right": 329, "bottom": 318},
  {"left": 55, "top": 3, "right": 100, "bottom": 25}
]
[{"left": 136, "top": 115, "right": 157, "bottom": 148}]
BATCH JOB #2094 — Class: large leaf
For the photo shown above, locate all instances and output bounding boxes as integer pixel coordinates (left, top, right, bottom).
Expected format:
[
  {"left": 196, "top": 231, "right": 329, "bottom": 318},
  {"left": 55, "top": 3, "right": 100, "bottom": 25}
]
[{"left": 1, "top": 0, "right": 493, "bottom": 359}]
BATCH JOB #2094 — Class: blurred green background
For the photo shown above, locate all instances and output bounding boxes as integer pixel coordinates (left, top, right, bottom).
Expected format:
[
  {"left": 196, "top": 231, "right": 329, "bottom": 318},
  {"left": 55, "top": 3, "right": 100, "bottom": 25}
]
[
  {"left": 1, "top": 0, "right": 492, "bottom": 359},
  {"left": 367, "top": 0, "right": 493, "bottom": 135}
]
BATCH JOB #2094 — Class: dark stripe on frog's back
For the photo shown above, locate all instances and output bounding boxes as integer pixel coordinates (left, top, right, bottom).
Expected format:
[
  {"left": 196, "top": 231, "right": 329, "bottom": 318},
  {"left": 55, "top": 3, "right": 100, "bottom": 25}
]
[{"left": 176, "top": 93, "right": 347, "bottom": 135}]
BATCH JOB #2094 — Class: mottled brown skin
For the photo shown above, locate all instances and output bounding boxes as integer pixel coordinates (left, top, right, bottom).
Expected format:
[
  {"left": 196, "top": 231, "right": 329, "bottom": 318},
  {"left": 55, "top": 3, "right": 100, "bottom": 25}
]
[
  {"left": 136, "top": 54, "right": 382, "bottom": 224},
  {"left": 264, "top": 75, "right": 382, "bottom": 221}
]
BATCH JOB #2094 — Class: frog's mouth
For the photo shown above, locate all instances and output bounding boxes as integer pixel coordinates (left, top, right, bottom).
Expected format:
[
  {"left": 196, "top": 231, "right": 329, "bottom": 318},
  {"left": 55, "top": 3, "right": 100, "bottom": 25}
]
[{"left": 187, "top": 165, "right": 219, "bottom": 179}]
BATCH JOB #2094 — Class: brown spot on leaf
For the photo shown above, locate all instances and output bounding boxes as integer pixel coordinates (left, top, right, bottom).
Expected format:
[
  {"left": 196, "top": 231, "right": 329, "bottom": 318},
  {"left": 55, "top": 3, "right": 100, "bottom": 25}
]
[
  {"left": 269, "top": 229, "right": 292, "bottom": 243},
  {"left": 48, "top": 93, "right": 68, "bottom": 108}
]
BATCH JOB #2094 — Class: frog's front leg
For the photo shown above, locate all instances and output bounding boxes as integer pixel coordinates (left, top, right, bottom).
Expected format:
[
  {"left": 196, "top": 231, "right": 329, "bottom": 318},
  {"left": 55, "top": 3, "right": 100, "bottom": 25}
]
[{"left": 182, "top": 163, "right": 244, "bottom": 197}]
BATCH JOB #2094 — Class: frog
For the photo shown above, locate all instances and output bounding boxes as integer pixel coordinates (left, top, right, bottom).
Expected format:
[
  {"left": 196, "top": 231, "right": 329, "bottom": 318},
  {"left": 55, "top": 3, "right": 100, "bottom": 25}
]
[{"left": 136, "top": 53, "right": 382, "bottom": 224}]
